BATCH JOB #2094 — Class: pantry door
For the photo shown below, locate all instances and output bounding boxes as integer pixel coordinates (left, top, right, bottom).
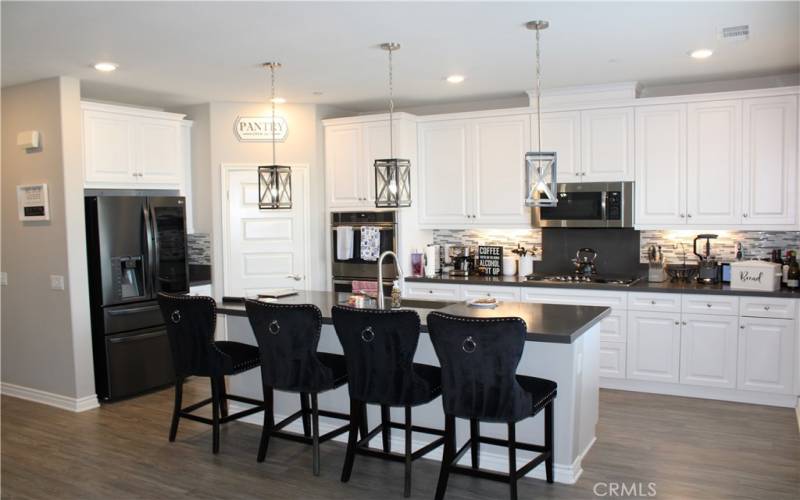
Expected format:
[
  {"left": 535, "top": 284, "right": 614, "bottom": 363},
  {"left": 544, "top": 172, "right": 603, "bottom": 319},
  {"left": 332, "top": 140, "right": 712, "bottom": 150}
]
[{"left": 222, "top": 164, "right": 310, "bottom": 297}]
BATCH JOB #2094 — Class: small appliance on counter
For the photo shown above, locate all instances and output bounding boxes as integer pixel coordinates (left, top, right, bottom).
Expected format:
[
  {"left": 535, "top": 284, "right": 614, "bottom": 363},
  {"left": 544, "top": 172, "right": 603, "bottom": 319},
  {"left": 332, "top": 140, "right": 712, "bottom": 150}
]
[
  {"left": 572, "top": 248, "right": 598, "bottom": 276},
  {"left": 729, "top": 261, "right": 782, "bottom": 291},
  {"left": 449, "top": 246, "right": 473, "bottom": 277},
  {"left": 424, "top": 244, "right": 441, "bottom": 277},
  {"left": 694, "top": 234, "right": 720, "bottom": 284}
]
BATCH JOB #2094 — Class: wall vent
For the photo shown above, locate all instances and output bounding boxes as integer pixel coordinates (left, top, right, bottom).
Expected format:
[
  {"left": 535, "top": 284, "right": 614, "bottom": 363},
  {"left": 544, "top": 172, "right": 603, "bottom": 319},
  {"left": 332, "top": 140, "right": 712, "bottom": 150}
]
[{"left": 719, "top": 25, "right": 749, "bottom": 41}]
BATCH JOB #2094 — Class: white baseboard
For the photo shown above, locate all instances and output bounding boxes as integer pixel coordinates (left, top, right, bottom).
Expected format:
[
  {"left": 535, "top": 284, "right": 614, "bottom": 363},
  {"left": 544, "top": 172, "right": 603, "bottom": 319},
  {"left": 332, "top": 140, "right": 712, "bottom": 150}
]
[
  {"left": 600, "top": 378, "right": 798, "bottom": 408},
  {"left": 229, "top": 403, "right": 587, "bottom": 484},
  {"left": 1, "top": 382, "right": 100, "bottom": 412}
]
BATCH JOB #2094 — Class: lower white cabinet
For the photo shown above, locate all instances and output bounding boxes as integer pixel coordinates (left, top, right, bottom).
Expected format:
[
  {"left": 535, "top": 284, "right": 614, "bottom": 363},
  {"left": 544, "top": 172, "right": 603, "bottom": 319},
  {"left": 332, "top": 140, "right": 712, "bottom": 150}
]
[
  {"left": 404, "top": 283, "right": 461, "bottom": 301},
  {"left": 599, "top": 342, "right": 627, "bottom": 379},
  {"left": 627, "top": 311, "right": 681, "bottom": 383},
  {"left": 461, "top": 285, "right": 520, "bottom": 302},
  {"left": 737, "top": 317, "right": 795, "bottom": 394},
  {"left": 679, "top": 314, "right": 738, "bottom": 388}
]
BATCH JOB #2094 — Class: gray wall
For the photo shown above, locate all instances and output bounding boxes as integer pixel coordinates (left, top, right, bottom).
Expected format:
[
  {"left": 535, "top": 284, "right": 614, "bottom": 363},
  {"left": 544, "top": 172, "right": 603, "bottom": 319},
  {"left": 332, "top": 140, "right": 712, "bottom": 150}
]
[{"left": 1, "top": 77, "right": 93, "bottom": 399}]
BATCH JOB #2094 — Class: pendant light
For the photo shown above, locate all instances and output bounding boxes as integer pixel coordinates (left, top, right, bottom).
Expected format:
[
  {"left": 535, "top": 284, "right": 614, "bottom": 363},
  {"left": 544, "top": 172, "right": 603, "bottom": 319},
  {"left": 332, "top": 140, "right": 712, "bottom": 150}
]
[
  {"left": 524, "top": 20, "right": 558, "bottom": 208},
  {"left": 374, "top": 42, "right": 411, "bottom": 208},
  {"left": 258, "top": 62, "right": 292, "bottom": 210}
]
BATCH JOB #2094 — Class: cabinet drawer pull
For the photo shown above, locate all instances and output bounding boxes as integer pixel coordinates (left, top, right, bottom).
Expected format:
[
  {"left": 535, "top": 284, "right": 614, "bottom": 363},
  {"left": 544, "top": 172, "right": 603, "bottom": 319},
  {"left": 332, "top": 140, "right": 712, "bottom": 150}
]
[
  {"left": 651, "top": 300, "right": 656, "bottom": 305},
  {"left": 764, "top": 306, "right": 770, "bottom": 310},
  {"left": 707, "top": 303, "right": 712, "bottom": 308},
  {"left": 674, "top": 321, "right": 679, "bottom": 326}
]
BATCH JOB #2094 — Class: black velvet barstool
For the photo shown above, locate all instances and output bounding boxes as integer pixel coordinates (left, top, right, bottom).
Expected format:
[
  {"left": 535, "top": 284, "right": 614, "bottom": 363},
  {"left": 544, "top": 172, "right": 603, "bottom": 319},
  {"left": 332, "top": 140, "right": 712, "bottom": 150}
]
[
  {"left": 157, "top": 293, "right": 266, "bottom": 454},
  {"left": 427, "top": 312, "right": 557, "bottom": 500},
  {"left": 331, "top": 306, "right": 445, "bottom": 498},
  {"left": 244, "top": 300, "right": 352, "bottom": 476}
]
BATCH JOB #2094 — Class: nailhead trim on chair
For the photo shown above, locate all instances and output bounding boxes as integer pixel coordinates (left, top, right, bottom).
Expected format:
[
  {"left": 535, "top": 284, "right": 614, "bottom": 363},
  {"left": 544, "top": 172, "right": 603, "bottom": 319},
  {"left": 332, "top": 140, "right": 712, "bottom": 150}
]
[
  {"left": 244, "top": 300, "right": 324, "bottom": 340},
  {"left": 427, "top": 311, "right": 528, "bottom": 332},
  {"left": 157, "top": 292, "right": 230, "bottom": 362}
]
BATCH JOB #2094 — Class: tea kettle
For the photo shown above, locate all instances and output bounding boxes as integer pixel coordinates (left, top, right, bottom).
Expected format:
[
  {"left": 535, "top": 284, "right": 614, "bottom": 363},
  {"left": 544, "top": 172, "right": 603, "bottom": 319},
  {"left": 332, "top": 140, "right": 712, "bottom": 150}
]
[
  {"left": 573, "top": 248, "right": 598, "bottom": 276},
  {"left": 693, "top": 234, "right": 720, "bottom": 284}
]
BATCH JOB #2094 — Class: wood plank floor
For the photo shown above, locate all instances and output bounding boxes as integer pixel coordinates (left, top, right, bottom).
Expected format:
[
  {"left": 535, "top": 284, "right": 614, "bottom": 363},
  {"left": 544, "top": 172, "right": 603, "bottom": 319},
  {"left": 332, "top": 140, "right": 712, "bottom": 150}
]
[{"left": 2, "top": 381, "right": 798, "bottom": 499}]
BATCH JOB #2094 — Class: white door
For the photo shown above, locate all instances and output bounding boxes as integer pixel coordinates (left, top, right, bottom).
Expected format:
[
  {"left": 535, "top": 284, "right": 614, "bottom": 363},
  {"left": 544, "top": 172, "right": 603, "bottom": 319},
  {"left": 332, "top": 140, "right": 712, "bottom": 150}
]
[
  {"left": 686, "top": 101, "right": 742, "bottom": 225},
  {"left": 742, "top": 95, "right": 798, "bottom": 226},
  {"left": 635, "top": 104, "right": 687, "bottom": 226},
  {"left": 83, "top": 110, "right": 137, "bottom": 184},
  {"left": 472, "top": 115, "right": 531, "bottom": 225},
  {"left": 531, "top": 111, "right": 581, "bottom": 182},
  {"left": 737, "top": 317, "right": 794, "bottom": 394},
  {"left": 418, "top": 120, "right": 473, "bottom": 225},
  {"left": 325, "top": 125, "right": 364, "bottom": 208},
  {"left": 580, "top": 107, "right": 634, "bottom": 182},
  {"left": 679, "top": 314, "right": 738, "bottom": 388},
  {"left": 137, "top": 118, "right": 181, "bottom": 185},
  {"left": 627, "top": 310, "right": 681, "bottom": 383},
  {"left": 223, "top": 165, "right": 308, "bottom": 297}
]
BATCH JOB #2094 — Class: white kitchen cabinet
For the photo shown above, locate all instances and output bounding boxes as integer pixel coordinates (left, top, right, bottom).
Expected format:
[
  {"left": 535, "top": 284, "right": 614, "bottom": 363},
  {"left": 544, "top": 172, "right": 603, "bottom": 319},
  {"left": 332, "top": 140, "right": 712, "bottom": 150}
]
[
  {"left": 599, "top": 342, "right": 627, "bottom": 379},
  {"left": 472, "top": 115, "right": 531, "bottom": 225},
  {"left": 628, "top": 292, "right": 681, "bottom": 313},
  {"left": 680, "top": 314, "right": 738, "bottom": 388},
  {"left": 461, "top": 285, "right": 521, "bottom": 302},
  {"left": 580, "top": 107, "right": 634, "bottom": 182},
  {"left": 627, "top": 310, "right": 681, "bottom": 383},
  {"left": 418, "top": 120, "right": 473, "bottom": 224},
  {"left": 686, "top": 100, "right": 742, "bottom": 225},
  {"left": 737, "top": 317, "right": 794, "bottom": 394},
  {"left": 403, "top": 282, "right": 461, "bottom": 301},
  {"left": 739, "top": 296, "right": 796, "bottom": 320},
  {"left": 531, "top": 111, "right": 581, "bottom": 182},
  {"left": 634, "top": 104, "right": 687, "bottom": 226},
  {"left": 325, "top": 124, "right": 363, "bottom": 208},
  {"left": 82, "top": 102, "right": 189, "bottom": 188},
  {"left": 681, "top": 294, "right": 739, "bottom": 316},
  {"left": 742, "top": 95, "right": 798, "bottom": 226}
]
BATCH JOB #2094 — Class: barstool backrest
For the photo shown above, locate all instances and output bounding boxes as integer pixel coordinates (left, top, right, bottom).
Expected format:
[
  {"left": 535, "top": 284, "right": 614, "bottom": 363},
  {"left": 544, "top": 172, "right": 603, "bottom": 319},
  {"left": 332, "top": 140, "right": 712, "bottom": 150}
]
[
  {"left": 245, "top": 300, "right": 335, "bottom": 392},
  {"left": 427, "top": 312, "right": 533, "bottom": 423},
  {"left": 332, "top": 306, "right": 430, "bottom": 406},
  {"left": 157, "top": 293, "right": 218, "bottom": 377}
]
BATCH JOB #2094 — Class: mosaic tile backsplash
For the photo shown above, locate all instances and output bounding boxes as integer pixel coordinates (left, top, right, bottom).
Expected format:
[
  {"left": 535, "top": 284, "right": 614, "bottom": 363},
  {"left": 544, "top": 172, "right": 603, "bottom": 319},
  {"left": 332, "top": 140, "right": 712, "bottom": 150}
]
[
  {"left": 187, "top": 233, "right": 212, "bottom": 265},
  {"left": 431, "top": 229, "right": 800, "bottom": 264}
]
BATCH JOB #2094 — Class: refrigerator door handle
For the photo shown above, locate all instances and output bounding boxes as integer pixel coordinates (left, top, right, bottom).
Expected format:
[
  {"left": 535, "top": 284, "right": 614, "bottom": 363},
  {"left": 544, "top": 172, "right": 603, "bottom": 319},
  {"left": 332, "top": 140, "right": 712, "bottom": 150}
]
[
  {"left": 149, "top": 202, "right": 162, "bottom": 293},
  {"left": 106, "top": 304, "right": 161, "bottom": 316},
  {"left": 108, "top": 330, "right": 166, "bottom": 344},
  {"left": 143, "top": 202, "right": 156, "bottom": 298}
]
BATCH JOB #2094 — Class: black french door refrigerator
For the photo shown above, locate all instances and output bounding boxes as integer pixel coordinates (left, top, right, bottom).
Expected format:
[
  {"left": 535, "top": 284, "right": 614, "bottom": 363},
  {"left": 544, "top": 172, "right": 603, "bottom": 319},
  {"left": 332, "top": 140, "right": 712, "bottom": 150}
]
[{"left": 85, "top": 194, "right": 189, "bottom": 401}]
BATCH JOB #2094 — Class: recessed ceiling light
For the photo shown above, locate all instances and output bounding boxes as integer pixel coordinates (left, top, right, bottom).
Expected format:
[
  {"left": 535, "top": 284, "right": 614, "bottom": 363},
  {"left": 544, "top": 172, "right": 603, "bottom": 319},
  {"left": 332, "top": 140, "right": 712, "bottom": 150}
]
[
  {"left": 689, "top": 49, "right": 714, "bottom": 59},
  {"left": 270, "top": 97, "right": 286, "bottom": 104},
  {"left": 446, "top": 75, "right": 465, "bottom": 84},
  {"left": 94, "top": 62, "right": 118, "bottom": 72}
]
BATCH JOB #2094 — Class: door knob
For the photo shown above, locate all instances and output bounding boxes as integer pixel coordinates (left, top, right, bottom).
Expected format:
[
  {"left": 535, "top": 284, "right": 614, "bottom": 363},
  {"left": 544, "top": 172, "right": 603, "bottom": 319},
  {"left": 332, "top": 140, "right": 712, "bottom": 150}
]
[{"left": 286, "top": 274, "right": 303, "bottom": 281}]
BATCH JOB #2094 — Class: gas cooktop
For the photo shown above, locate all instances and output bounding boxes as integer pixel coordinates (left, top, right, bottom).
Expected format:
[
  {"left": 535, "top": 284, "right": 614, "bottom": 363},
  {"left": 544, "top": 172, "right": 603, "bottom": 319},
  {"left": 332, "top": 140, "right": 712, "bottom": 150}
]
[{"left": 525, "top": 273, "right": 643, "bottom": 286}]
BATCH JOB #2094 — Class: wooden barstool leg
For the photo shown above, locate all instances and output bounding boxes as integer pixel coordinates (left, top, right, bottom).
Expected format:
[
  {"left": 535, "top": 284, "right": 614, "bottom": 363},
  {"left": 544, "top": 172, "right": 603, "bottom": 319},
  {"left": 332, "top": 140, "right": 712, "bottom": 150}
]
[
  {"left": 358, "top": 402, "right": 369, "bottom": 440},
  {"left": 508, "top": 422, "right": 517, "bottom": 500},
  {"left": 545, "top": 401, "right": 554, "bottom": 483},
  {"left": 380, "top": 405, "right": 391, "bottom": 453},
  {"left": 168, "top": 377, "right": 183, "bottom": 442},
  {"left": 341, "top": 399, "right": 360, "bottom": 483},
  {"left": 300, "top": 392, "right": 312, "bottom": 438},
  {"left": 434, "top": 414, "right": 456, "bottom": 500},
  {"left": 217, "top": 376, "right": 228, "bottom": 419},
  {"left": 470, "top": 418, "right": 480, "bottom": 469},
  {"left": 311, "top": 393, "right": 321, "bottom": 476},
  {"left": 210, "top": 377, "right": 221, "bottom": 454},
  {"left": 257, "top": 387, "right": 274, "bottom": 462},
  {"left": 403, "top": 406, "right": 412, "bottom": 498}
]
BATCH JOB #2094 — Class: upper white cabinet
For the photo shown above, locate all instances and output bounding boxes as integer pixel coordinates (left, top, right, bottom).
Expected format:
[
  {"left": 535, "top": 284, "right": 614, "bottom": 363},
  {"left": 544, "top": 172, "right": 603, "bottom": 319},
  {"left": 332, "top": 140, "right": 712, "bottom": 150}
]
[
  {"left": 580, "top": 107, "right": 634, "bottom": 182},
  {"left": 635, "top": 104, "right": 687, "bottom": 226},
  {"left": 686, "top": 101, "right": 742, "bottom": 226},
  {"left": 531, "top": 111, "right": 581, "bottom": 181},
  {"left": 635, "top": 94, "right": 798, "bottom": 229},
  {"left": 82, "top": 102, "right": 188, "bottom": 188},
  {"left": 418, "top": 114, "right": 530, "bottom": 227},
  {"left": 324, "top": 115, "right": 415, "bottom": 210},
  {"left": 742, "top": 95, "right": 798, "bottom": 225}
]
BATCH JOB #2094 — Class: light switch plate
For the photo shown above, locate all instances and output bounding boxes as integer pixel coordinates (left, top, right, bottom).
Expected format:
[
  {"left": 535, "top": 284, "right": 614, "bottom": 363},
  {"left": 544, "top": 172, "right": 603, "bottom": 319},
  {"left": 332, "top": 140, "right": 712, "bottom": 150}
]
[
  {"left": 50, "top": 274, "right": 65, "bottom": 290},
  {"left": 0, "top": 272, "right": 7, "bottom": 286}
]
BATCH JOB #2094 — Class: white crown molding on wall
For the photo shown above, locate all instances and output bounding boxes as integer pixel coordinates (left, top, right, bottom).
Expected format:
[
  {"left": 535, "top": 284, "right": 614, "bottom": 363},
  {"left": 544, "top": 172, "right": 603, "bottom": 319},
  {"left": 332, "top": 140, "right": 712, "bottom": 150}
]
[{"left": 1, "top": 382, "right": 100, "bottom": 412}]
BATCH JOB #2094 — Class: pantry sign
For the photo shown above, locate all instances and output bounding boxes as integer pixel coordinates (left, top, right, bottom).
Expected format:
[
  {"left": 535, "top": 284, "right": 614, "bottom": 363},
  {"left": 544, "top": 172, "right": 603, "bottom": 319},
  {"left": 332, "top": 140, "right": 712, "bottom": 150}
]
[{"left": 234, "top": 116, "right": 288, "bottom": 142}]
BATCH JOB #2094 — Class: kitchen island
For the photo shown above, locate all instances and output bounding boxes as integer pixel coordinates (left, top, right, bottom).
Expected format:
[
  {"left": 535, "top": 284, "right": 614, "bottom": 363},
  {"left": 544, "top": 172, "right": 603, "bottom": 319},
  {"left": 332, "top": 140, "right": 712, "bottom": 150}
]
[{"left": 218, "top": 291, "right": 610, "bottom": 484}]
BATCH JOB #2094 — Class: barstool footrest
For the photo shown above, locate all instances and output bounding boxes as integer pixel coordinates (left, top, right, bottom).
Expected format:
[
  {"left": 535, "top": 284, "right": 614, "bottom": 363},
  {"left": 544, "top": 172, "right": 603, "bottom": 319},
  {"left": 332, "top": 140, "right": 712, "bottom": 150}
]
[
  {"left": 178, "top": 393, "right": 266, "bottom": 425},
  {"left": 266, "top": 405, "right": 351, "bottom": 445},
  {"left": 356, "top": 422, "right": 445, "bottom": 462},
  {"left": 445, "top": 437, "right": 551, "bottom": 483}
]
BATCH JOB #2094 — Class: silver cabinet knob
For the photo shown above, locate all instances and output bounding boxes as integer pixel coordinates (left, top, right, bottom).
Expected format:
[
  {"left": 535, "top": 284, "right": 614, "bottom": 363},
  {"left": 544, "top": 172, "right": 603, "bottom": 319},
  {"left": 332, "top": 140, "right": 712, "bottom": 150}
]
[
  {"left": 687, "top": 214, "right": 693, "bottom": 218},
  {"left": 674, "top": 321, "right": 680, "bottom": 325},
  {"left": 743, "top": 213, "right": 748, "bottom": 218},
  {"left": 679, "top": 213, "right": 685, "bottom": 218},
  {"left": 741, "top": 325, "right": 746, "bottom": 329},
  {"left": 651, "top": 300, "right": 656, "bottom": 305},
  {"left": 707, "top": 303, "right": 712, "bottom": 308},
  {"left": 764, "top": 306, "right": 770, "bottom": 310},
  {"left": 682, "top": 321, "right": 687, "bottom": 326}
]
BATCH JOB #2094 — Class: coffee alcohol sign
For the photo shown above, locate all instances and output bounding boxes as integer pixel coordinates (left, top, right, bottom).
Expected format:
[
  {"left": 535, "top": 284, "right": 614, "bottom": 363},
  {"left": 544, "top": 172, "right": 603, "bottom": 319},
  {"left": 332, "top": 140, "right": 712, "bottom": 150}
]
[{"left": 234, "top": 116, "right": 288, "bottom": 142}]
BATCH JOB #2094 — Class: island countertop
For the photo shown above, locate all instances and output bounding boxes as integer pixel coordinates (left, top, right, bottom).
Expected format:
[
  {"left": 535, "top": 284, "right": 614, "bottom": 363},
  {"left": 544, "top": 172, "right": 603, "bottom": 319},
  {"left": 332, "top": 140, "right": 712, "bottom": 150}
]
[{"left": 216, "top": 291, "right": 610, "bottom": 344}]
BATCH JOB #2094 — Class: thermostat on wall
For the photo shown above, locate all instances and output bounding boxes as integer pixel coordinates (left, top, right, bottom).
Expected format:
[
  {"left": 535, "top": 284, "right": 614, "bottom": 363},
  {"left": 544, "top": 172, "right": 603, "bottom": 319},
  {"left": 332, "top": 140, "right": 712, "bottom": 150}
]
[
  {"left": 17, "top": 183, "right": 50, "bottom": 221},
  {"left": 17, "top": 130, "right": 40, "bottom": 149}
]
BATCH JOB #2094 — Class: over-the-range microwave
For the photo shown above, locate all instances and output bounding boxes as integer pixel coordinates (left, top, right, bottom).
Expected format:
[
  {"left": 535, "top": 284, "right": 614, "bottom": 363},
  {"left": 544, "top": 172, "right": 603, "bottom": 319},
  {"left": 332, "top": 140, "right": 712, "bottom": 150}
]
[{"left": 532, "top": 181, "right": 634, "bottom": 228}]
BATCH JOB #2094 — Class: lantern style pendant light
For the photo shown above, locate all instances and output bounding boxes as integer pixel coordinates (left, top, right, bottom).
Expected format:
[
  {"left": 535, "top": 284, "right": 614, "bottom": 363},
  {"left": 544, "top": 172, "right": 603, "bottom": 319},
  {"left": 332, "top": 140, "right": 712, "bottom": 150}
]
[
  {"left": 258, "top": 62, "right": 292, "bottom": 210},
  {"left": 374, "top": 42, "right": 411, "bottom": 208},
  {"left": 524, "top": 20, "right": 558, "bottom": 208}
]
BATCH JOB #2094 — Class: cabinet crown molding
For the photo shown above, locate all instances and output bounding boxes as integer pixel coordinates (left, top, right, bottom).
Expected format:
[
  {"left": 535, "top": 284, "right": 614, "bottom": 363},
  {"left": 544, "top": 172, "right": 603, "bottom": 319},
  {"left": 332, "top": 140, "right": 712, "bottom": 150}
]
[
  {"left": 526, "top": 81, "right": 642, "bottom": 108},
  {"left": 81, "top": 100, "right": 188, "bottom": 122}
]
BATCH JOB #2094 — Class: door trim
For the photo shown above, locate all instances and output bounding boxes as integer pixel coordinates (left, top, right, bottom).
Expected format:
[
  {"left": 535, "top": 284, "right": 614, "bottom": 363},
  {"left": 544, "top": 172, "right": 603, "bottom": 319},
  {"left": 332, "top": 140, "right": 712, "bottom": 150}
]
[{"left": 220, "top": 163, "right": 311, "bottom": 298}]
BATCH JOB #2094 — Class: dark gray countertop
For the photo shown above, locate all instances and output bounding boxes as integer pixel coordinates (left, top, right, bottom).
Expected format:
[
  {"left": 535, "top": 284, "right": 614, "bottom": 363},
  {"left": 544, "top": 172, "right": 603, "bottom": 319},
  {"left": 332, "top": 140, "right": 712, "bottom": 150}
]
[
  {"left": 405, "top": 275, "right": 800, "bottom": 298},
  {"left": 216, "top": 291, "right": 610, "bottom": 344}
]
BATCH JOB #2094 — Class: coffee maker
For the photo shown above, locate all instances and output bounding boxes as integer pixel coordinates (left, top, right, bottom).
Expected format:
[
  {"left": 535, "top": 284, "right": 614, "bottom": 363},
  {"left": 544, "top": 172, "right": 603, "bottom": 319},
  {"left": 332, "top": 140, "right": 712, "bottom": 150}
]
[
  {"left": 693, "top": 234, "right": 720, "bottom": 284},
  {"left": 449, "top": 246, "right": 472, "bottom": 277}
]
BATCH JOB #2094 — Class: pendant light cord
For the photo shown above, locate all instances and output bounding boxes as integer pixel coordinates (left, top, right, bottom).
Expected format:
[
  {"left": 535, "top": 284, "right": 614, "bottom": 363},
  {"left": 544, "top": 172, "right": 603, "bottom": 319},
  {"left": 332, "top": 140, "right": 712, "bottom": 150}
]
[
  {"left": 388, "top": 46, "right": 394, "bottom": 158},
  {"left": 536, "top": 26, "right": 542, "bottom": 155},
  {"left": 270, "top": 64, "right": 277, "bottom": 166}
]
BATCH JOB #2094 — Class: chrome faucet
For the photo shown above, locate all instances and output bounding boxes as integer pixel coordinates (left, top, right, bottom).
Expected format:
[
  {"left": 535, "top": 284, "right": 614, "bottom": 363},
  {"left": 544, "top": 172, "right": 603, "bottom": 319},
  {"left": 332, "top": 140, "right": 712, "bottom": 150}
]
[{"left": 377, "top": 250, "right": 403, "bottom": 309}]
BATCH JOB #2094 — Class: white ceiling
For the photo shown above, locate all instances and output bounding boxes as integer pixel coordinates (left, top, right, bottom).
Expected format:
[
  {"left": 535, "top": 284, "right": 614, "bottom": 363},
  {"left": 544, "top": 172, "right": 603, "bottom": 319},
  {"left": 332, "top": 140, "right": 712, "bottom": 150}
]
[{"left": 2, "top": 1, "right": 798, "bottom": 112}]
